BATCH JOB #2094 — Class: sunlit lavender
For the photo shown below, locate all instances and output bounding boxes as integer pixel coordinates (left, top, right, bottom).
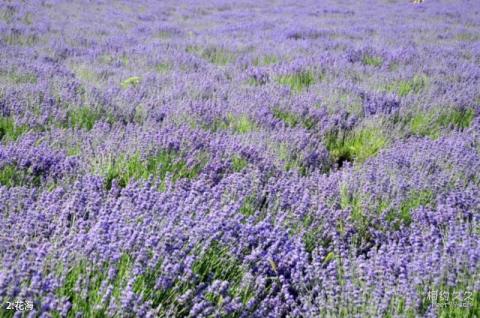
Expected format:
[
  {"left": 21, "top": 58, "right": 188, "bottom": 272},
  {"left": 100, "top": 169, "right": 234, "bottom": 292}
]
[{"left": 0, "top": 0, "right": 479, "bottom": 317}]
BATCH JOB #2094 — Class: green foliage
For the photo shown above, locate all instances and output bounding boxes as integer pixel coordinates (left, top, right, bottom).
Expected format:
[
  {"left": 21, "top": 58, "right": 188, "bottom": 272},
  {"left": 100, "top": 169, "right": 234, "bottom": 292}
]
[
  {"left": 195, "top": 242, "right": 256, "bottom": 307},
  {"left": 299, "top": 214, "right": 332, "bottom": 254},
  {"left": 388, "top": 62, "right": 400, "bottom": 72},
  {"left": 409, "top": 112, "right": 434, "bottom": 137},
  {"left": 276, "top": 70, "right": 315, "bottom": 92},
  {"left": 133, "top": 261, "right": 166, "bottom": 307},
  {"left": 340, "top": 185, "right": 364, "bottom": 224},
  {"left": 193, "top": 242, "right": 243, "bottom": 285},
  {"left": 247, "top": 77, "right": 267, "bottom": 87},
  {"left": 323, "top": 251, "right": 335, "bottom": 264},
  {"left": 272, "top": 108, "right": 299, "bottom": 127},
  {"left": 325, "top": 125, "right": 388, "bottom": 165},
  {"left": 51, "top": 244, "right": 251, "bottom": 317},
  {"left": 362, "top": 54, "right": 383, "bottom": 67},
  {"left": 207, "top": 114, "right": 257, "bottom": 134},
  {"left": 0, "top": 69, "right": 37, "bottom": 84},
  {"left": 67, "top": 145, "right": 82, "bottom": 156},
  {"left": 203, "top": 47, "right": 234, "bottom": 65},
  {"left": 386, "top": 75, "right": 428, "bottom": 97},
  {"left": 386, "top": 190, "right": 434, "bottom": 229},
  {"left": 188, "top": 46, "right": 235, "bottom": 65},
  {"left": 156, "top": 31, "right": 173, "bottom": 39},
  {"left": 231, "top": 115, "right": 256, "bottom": 133},
  {"left": 0, "top": 6, "right": 16, "bottom": 23},
  {"left": 0, "top": 164, "right": 46, "bottom": 188},
  {"left": 55, "top": 254, "right": 133, "bottom": 318},
  {"left": 0, "top": 165, "right": 26, "bottom": 188},
  {"left": 64, "top": 107, "right": 102, "bottom": 131},
  {"left": 338, "top": 185, "right": 382, "bottom": 253},
  {"left": 252, "top": 55, "right": 278, "bottom": 66},
  {"left": 409, "top": 107, "right": 475, "bottom": 138},
  {"left": 143, "top": 242, "right": 249, "bottom": 314},
  {"left": 272, "top": 108, "right": 315, "bottom": 129},
  {"left": 73, "top": 65, "right": 98, "bottom": 83},
  {"left": 303, "top": 227, "right": 324, "bottom": 254},
  {"left": 0, "top": 117, "right": 28, "bottom": 142},
  {"left": 98, "top": 54, "right": 113, "bottom": 64},
  {"left": 121, "top": 76, "right": 141, "bottom": 88},
  {"left": 437, "top": 107, "right": 475, "bottom": 130},
  {"left": 239, "top": 195, "right": 256, "bottom": 217},
  {"left": 456, "top": 32, "right": 479, "bottom": 42},
  {"left": 2, "top": 32, "right": 38, "bottom": 46},
  {"left": 103, "top": 150, "right": 208, "bottom": 190},
  {"left": 276, "top": 143, "right": 311, "bottom": 176},
  {"left": 156, "top": 63, "right": 171, "bottom": 73},
  {"left": 56, "top": 260, "right": 109, "bottom": 317},
  {"left": 112, "top": 254, "right": 133, "bottom": 300},
  {"left": 231, "top": 155, "right": 248, "bottom": 172}
]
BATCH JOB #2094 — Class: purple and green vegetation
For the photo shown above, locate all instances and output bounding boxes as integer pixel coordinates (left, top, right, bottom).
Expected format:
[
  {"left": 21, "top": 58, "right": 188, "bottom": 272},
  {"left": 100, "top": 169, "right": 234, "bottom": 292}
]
[{"left": 1, "top": 0, "right": 479, "bottom": 317}]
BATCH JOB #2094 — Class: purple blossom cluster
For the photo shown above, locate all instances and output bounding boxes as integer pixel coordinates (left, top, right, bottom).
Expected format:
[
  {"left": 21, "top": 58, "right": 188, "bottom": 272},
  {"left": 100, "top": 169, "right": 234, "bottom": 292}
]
[{"left": 1, "top": 0, "right": 479, "bottom": 317}]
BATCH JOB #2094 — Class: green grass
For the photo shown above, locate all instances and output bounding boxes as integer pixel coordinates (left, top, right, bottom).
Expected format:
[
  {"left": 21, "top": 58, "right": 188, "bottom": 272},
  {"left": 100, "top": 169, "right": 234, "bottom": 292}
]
[
  {"left": 0, "top": 69, "right": 37, "bottom": 84},
  {"left": 303, "top": 225, "right": 326, "bottom": 254},
  {"left": 207, "top": 114, "right": 257, "bottom": 134},
  {"left": 247, "top": 76, "right": 268, "bottom": 86},
  {"left": 193, "top": 242, "right": 243, "bottom": 285},
  {"left": 386, "top": 190, "right": 434, "bottom": 229},
  {"left": 0, "top": 117, "right": 28, "bottom": 142},
  {"left": 156, "top": 30, "right": 174, "bottom": 39},
  {"left": 325, "top": 125, "right": 388, "bottom": 166},
  {"left": 2, "top": 32, "right": 38, "bottom": 46},
  {"left": 56, "top": 260, "right": 109, "bottom": 317},
  {"left": 409, "top": 107, "right": 475, "bottom": 138},
  {"left": 103, "top": 150, "right": 208, "bottom": 190},
  {"left": 0, "top": 165, "right": 27, "bottom": 188},
  {"left": 0, "top": 164, "right": 42, "bottom": 188},
  {"left": 456, "top": 32, "right": 479, "bottom": 42},
  {"left": 0, "top": 7, "right": 16, "bottom": 23},
  {"left": 54, "top": 254, "right": 134, "bottom": 318},
  {"left": 187, "top": 46, "right": 235, "bottom": 65},
  {"left": 276, "top": 70, "right": 316, "bottom": 92},
  {"left": 338, "top": 185, "right": 389, "bottom": 253},
  {"left": 239, "top": 195, "right": 256, "bottom": 217},
  {"left": 156, "top": 63, "right": 171, "bottom": 73},
  {"left": 64, "top": 107, "right": 103, "bottom": 131},
  {"left": 437, "top": 107, "right": 475, "bottom": 130},
  {"left": 121, "top": 76, "right": 141, "bottom": 89},
  {"left": 53, "top": 243, "right": 247, "bottom": 317},
  {"left": 231, "top": 115, "right": 256, "bottom": 133},
  {"left": 272, "top": 108, "right": 315, "bottom": 129},
  {"left": 340, "top": 184, "right": 364, "bottom": 226},
  {"left": 194, "top": 242, "right": 255, "bottom": 308},
  {"left": 362, "top": 54, "right": 383, "bottom": 67},
  {"left": 272, "top": 108, "right": 299, "bottom": 127},
  {"left": 231, "top": 155, "right": 248, "bottom": 172},
  {"left": 136, "top": 242, "right": 249, "bottom": 314},
  {"left": 202, "top": 47, "right": 234, "bottom": 65},
  {"left": 238, "top": 192, "right": 271, "bottom": 223},
  {"left": 252, "top": 55, "right": 278, "bottom": 66},
  {"left": 385, "top": 75, "right": 428, "bottom": 97},
  {"left": 277, "top": 143, "right": 308, "bottom": 175},
  {"left": 72, "top": 65, "right": 98, "bottom": 83}
]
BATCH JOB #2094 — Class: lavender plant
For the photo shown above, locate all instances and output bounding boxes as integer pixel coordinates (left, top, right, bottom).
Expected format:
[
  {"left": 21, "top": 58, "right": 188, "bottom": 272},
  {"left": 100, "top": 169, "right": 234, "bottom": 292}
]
[{"left": 0, "top": 0, "right": 479, "bottom": 317}]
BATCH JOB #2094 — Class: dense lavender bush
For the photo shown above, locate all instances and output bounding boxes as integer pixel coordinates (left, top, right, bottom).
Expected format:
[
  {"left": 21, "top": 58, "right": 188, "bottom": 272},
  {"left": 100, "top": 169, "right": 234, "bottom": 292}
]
[{"left": 0, "top": 0, "right": 479, "bottom": 317}]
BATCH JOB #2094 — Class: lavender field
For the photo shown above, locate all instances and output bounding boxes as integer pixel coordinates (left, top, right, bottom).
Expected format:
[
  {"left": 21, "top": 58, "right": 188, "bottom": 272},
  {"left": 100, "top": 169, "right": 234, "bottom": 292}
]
[{"left": 1, "top": 0, "right": 480, "bottom": 317}]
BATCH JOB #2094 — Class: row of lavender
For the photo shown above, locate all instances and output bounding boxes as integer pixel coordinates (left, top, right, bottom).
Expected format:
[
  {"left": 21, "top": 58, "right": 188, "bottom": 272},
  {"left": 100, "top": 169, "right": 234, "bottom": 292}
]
[{"left": 1, "top": 0, "right": 479, "bottom": 317}]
